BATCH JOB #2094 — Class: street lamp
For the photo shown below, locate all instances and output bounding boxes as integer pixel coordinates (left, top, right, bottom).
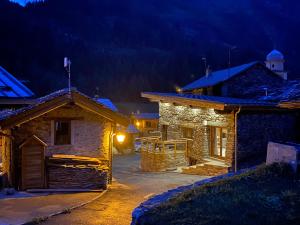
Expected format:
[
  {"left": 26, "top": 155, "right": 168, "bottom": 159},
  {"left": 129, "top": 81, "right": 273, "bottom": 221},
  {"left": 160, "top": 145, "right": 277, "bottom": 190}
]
[{"left": 109, "top": 132, "right": 126, "bottom": 184}]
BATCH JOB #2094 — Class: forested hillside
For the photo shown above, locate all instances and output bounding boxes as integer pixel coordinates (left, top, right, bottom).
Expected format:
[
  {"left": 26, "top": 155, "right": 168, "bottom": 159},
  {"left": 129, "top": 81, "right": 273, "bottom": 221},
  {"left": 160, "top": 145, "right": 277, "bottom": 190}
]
[{"left": 1, "top": 0, "right": 300, "bottom": 101}]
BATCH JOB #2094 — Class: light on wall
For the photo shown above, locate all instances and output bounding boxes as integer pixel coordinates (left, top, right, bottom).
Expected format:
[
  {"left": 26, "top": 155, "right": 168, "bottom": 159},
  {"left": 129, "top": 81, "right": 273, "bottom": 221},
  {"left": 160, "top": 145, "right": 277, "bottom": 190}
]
[
  {"left": 116, "top": 133, "right": 126, "bottom": 144},
  {"left": 203, "top": 120, "right": 208, "bottom": 126}
]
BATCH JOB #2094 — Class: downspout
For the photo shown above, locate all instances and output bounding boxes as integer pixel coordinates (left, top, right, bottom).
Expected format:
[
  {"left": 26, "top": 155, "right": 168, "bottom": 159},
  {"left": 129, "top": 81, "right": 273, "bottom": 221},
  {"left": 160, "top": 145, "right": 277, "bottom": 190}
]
[{"left": 234, "top": 107, "right": 241, "bottom": 173}]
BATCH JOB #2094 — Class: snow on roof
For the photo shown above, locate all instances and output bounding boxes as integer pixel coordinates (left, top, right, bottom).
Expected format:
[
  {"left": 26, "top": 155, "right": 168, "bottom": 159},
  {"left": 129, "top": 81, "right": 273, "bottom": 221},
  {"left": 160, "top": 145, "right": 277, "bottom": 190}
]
[
  {"left": 0, "top": 88, "right": 124, "bottom": 121},
  {"left": 143, "top": 92, "right": 278, "bottom": 108},
  {"left": 132, "top": 113, "right": 160, "bottom": 120},
  {"left": 182, "top": 61, "right": 259, "bottom": 91},
  {"left": 96, "top": 98, "right": 118, "bottom": 112},
  {"left": 0, "top": 66, "right": 34, "bottom": 98},
  {"left": 259, "top": 80, "right": 300, "bottom": 102}
]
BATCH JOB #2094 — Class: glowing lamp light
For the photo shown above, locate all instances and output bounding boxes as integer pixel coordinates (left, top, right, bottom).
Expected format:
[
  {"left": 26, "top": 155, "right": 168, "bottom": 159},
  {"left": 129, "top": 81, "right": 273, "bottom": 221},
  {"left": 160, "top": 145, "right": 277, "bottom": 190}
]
[
  {"left": 136, "top": 121, "right": 140, "bottom": 127},
  {"left": 116, "top": 133, "right": 126, "bottom": 144}
]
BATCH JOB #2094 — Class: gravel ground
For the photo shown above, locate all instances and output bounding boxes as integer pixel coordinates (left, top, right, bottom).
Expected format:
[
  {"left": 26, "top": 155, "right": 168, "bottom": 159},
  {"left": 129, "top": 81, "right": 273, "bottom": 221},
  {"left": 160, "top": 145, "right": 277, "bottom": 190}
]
[{"left": 42, "top": 154, "right": 206, "bottom": 225}]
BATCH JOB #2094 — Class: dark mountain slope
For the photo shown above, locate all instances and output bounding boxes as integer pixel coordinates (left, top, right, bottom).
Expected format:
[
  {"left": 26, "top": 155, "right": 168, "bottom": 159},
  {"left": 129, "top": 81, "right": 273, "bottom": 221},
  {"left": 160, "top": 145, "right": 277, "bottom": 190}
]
[{"left": 0, "top": 0, "right": 300, "bottom": 101}]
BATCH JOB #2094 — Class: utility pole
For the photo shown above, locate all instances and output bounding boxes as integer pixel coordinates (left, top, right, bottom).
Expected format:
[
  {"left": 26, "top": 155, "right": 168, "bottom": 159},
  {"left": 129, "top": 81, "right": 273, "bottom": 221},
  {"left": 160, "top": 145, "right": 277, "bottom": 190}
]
[{"left": 64, "top": 57, "right": 72, "bottom": 94}]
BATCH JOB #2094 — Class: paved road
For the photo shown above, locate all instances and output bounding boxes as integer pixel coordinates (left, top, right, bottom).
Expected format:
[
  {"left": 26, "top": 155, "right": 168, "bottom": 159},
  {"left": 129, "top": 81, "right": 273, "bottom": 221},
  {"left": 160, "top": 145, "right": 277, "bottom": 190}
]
[{"left": 43, "top": 154, "right": 205, "bottom": 225}]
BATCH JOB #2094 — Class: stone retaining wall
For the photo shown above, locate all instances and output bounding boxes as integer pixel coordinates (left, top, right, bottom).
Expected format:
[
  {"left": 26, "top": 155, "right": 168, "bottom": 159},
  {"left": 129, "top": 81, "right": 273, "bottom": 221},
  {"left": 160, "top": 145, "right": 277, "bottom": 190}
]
[{"left": 131, "top": 168, "right": 254, "bottom": 225}]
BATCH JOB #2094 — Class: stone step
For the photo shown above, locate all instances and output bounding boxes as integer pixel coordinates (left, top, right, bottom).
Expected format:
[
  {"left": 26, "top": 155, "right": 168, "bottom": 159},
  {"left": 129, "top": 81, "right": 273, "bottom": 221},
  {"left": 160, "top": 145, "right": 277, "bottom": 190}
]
[{"left": 181, "top": 162, "right": 230, "bottom": 176}]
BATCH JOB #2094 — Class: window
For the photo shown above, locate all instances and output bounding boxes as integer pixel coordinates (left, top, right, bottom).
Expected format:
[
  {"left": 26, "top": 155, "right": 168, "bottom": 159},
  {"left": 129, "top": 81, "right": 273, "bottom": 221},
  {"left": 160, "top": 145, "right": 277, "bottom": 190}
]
[
  {"left": 162, "top": 125, "right": 168, "bottom": 141},
  {"left": 182, "top": 127, "right": 194, "bottom": 139},
  {"left": 210, "top": 127, "right": 227, "bottom": 158},
  {"left": 54, "top": 121, "right": 71, "bottom": 145},
  {"left": 145, "top": 121, "right": 152, "bottom": 128}
]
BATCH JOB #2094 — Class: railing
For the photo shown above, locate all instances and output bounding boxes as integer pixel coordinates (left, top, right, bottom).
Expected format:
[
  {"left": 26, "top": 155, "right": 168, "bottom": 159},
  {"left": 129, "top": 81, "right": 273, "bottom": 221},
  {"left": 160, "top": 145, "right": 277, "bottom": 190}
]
[
  {"left": 140, "top": 136, "right": 193, "bottom": 158},
  {"left": 139, "top": 136, "right": 193, "bottom": 172}
]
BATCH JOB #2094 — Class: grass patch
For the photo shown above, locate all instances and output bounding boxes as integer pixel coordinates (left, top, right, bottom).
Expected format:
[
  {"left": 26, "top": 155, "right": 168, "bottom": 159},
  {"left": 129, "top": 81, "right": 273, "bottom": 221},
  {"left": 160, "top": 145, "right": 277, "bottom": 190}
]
[{"left": 138, "top": 164, "right": 300, "bottom": 225}]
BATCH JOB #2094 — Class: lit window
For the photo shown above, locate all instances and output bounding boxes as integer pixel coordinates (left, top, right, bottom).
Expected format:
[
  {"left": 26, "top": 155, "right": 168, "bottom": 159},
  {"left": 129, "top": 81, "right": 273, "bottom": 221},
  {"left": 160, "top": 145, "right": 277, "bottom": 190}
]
[{"left": 54, "top": 121, "right": 71, "bottom": 145}]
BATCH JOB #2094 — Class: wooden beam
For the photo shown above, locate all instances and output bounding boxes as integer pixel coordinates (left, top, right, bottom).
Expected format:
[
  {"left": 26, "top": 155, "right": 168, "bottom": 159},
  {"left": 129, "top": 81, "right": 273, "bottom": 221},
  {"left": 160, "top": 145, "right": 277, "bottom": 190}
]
[
  {"left": 43, "top": 117, "right": 84, "bottom": 121},
  {"left": 0, "top": 96, "right": 71, "bottom": 129},
  {"left": 142, "top": 93, "right": 225, "bottom": 110}
]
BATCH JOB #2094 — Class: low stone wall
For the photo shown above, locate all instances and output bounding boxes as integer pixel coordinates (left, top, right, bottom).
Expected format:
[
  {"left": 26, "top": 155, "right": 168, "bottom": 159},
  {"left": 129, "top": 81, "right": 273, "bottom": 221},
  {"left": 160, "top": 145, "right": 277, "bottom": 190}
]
[
  {"left": 48, "top": 165, "right": 107, "bottom": 189},
  {"left": 267, "top": 141, "right": 300, "bottom": 172},
  {"left": 141, "top": 150, "right": 187, "bottom": 172},
  {"left": 131, "top": 168, "right": 255, "bottom": 225},
  {"left": 46, "top": 155, "right": 109, "bottom": 190}
]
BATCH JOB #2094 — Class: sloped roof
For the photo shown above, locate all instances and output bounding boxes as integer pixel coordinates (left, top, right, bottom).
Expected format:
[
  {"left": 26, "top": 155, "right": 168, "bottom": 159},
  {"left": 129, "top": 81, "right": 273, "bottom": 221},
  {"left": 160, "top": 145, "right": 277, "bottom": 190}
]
[
  {"left": 96, "top": 98, "right": 118, "bottom": 112},
  {"left": 126, "top": 124, "right": 139, "bottom": 134},
  {"left": 182, "top": 61, "right": 260, "bottom": 91},
  {"left": 132, "top": 113, "right": 159, "bottom": 120},
  {"left": 0, "top": 66, "right": 34, "bottom": 98},
  {"left": 259, "top": 80, "right": 300, "bottom": 102},
  {"left": 0, "top": 88, "right": 129, "bottom": 128},
  {"left": 142, "top": 92, "right": 278, "bottom": 110}
]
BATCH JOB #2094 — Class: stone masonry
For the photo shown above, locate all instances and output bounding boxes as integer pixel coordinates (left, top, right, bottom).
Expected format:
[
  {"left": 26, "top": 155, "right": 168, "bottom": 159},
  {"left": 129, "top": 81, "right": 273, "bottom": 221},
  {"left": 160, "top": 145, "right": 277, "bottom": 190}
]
[
  {"left": 237, "top": 111, "right": 299, "bottom": 164},
  {"left": 12, "top": 105, "right": 112, "bottom": 159},
  {"left": 159, "top": 103, "right": 235, "bottom": 167}
]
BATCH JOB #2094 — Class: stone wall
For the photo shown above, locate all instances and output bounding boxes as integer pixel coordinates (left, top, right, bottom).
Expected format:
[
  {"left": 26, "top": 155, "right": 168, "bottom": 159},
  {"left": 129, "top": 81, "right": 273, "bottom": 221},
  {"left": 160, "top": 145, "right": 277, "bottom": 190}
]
[
  {"left": 159, "top": 103, "right": 235, "bottom": 166},
  {"left": 141, "top": 150, "right": 187, "bottom": 172},
  {"left": 12, "top": 105, "right": 112, "bottom": 159},
  {"left": 131, "top": 168, "right": 252, "bottom": 225},
  {"left": 266, "top": 141, "right": 300, "bottom": 172},
  {"left": 47, "top": 165, "right": 108, "bottom": 189},
  {"left": 237, "top": 111, "right": 299, "bottom": 164},
  {"left": 220, "top": 64, "right": 285, "bottom": 98},
  {"left": 1, "top": 130, "right": 12, "bottom": 186}
]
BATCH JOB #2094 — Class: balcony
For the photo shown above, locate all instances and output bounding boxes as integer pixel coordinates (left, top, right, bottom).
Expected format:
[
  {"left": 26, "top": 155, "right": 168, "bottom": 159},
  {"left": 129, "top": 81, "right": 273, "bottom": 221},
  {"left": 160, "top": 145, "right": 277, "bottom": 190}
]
[{"left": 139, "top": 136, "right": 193, "bottom": 172}]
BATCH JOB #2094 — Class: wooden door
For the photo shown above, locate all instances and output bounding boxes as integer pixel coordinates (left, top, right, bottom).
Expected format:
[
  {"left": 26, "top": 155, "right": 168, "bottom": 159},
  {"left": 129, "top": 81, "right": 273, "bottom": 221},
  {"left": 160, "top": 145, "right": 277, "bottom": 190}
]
[{"left": 21, "top": 142, "right": 45, "bottom": 190}]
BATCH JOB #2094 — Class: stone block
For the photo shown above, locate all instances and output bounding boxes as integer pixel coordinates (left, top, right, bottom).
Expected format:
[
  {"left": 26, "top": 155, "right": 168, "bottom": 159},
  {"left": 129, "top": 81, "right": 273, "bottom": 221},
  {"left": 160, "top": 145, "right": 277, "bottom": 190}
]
[{"left": 266, "top": 141, "right": 300, "bottom": 172}]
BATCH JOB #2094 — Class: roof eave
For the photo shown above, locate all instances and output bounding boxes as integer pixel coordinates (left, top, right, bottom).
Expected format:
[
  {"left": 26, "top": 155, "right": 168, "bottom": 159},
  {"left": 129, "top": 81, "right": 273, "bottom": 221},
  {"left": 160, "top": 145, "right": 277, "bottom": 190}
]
[{"left": 142, "top": 92, "right": 225, "bottom": 110}]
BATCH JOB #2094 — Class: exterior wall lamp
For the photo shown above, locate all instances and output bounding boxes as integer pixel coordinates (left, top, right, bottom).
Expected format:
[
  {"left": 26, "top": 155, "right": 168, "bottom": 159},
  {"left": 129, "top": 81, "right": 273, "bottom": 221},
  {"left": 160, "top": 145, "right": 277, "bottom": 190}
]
[
  {"left": 109, "top": 131, "right": 126, "bottom": 184},
  {"left": 116, "top": 133, "right": 126, "bottom": 144}
]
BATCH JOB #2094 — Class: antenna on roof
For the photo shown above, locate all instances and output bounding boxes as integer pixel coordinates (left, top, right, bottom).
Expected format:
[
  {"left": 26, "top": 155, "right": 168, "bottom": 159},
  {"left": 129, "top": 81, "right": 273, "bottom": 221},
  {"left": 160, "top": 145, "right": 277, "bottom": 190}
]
[
  {"left": 202, "top": 57, "right": 207, "bottom": 75},
  {"left": 64, "top": 57, "right": 71, "bottom": 94},
  {"left": 228, "top": 46, "right": 237, "bottom": 78}
]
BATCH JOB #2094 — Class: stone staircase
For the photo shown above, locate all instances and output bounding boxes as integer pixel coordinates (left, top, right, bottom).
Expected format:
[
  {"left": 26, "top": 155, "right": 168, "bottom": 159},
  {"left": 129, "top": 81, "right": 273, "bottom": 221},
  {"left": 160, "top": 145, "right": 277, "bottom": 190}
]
[{"left": 181, "top": 158, "right": 231, "bottom": 176}]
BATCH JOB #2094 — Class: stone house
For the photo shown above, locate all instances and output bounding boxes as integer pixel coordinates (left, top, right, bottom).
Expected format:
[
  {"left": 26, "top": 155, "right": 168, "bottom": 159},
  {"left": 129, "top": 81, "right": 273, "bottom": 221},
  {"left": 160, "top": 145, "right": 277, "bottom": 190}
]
[
  {"left": 131, "top": 113, "right": 159, "bottom": 136},
  {"left": 142, "top": 50, "right": 300, "bottom": 175},
  {"left": 0, "top": 88, "right": 128, "bottom": 190}
]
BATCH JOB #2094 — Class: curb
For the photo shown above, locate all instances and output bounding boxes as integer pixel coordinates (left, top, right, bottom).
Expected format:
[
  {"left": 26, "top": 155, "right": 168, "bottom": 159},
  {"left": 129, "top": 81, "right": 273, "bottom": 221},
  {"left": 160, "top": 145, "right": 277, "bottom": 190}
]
[{"left": 21, "top": 190, "right": 108, "bottom": 225}]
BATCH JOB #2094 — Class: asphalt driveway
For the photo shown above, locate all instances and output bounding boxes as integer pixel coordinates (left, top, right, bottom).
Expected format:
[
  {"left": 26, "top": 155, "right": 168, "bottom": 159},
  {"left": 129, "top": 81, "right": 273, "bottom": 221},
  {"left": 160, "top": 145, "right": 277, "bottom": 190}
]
[{"left": 42, "top": 154, "right": 206, "bottom": 225}]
